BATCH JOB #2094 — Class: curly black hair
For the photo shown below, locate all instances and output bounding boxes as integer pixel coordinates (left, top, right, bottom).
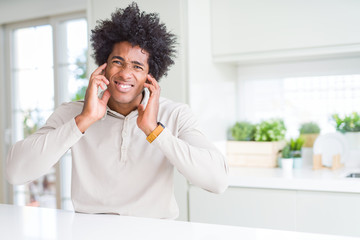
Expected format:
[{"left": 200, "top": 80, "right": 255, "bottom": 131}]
[{"left": 90, "top": 2, "right": 177, "bottom": 81}]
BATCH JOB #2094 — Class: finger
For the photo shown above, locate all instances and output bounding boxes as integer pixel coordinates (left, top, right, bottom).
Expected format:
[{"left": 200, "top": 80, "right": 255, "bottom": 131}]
[
  {"left": 100, "top": 82, "right": 107, "bottom": 90},
  {"left": 147, "top": 74, "right": 157, "bottom": 83},
  {"left": 144, "top": 83, "right": 160, "bottom": 98},
  {"left": 100, "top": 89, "right": 111, "bottom": 104},
  {"left": 91, "top": 63, "right": 107, "bottom": 77},
  {"left": 137, "top": 104, "right": 145, "bottom": 115},
  {"left": 92, "top": 75, "right": 109, "bottom": 83},
  {"left": 86, "top": 76, "right": 108, "bottom": 98},
  {"left": 144, "top": 82, "right": 156, "bottom": 92},
  {"left": 138, "top": 104, "right": 144, "bottom": 111},
  {"left": 92, "top": 75, "right": 109, "bottom": 86},
  {"left": 147, "top": 74, "right": 159, "bottom": 88}
]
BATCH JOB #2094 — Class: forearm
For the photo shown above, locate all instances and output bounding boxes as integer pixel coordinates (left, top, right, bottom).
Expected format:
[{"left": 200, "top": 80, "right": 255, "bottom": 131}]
[
  {"left": 152, "top": 128, "right": 228, "bottom": 193},
  {"left": 75, "top": 114, "right": 97, "bottom": 133},
  {"left": 6, "top": 118, "right": 83, "bottom": 185}
]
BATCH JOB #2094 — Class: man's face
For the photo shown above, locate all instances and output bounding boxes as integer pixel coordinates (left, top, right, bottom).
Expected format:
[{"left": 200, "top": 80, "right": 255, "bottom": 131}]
[{"left": 105, "top": 41, "right": 149, "bottom": 108}]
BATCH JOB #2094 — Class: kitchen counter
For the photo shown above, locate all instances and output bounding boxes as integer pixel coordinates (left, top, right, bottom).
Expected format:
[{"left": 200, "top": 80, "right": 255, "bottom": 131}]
[
  {"left": 1, "top": 204, "right": 359, "bottom": 240},
  {"left": 228, "top": 167, "right": 360, "bottom": 193}
]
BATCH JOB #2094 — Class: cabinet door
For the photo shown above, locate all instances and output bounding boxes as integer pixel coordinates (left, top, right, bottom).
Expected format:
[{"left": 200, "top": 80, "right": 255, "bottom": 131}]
[
  {"left": 211, "top": 0, "right": 360, "bottom": 62},
  {"left": 296, "top": 191, "right": 360, "bottom": 237},
  {"left": 189, "top": 186, "right": 296, "bottom": 230}
]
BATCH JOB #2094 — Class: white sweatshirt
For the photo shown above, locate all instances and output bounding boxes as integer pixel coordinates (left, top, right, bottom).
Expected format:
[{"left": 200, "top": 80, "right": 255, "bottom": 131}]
[{"left": 6, "top": 90, "right": 228, "bottom": 219}]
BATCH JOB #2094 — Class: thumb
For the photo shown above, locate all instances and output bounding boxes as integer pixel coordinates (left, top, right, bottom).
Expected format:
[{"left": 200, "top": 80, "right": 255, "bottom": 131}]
[
  {"left": 138, "top": 104, "right": 145, "bottom": 116},
  {"left": 100, "top": 90, "right": 111, "bottom": 104}
]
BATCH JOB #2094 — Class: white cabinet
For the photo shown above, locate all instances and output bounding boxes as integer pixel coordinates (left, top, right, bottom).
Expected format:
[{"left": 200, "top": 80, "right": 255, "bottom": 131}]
[
  {"left": 296, "top": 191, "right": 360, "bottom": 237},
  {"left": 189, "top": 186, "right": 297, "bottom": 230},
  {"left": 189, "top": 186, "right": 360, "bottom": 237},
  {"left": 211, "top": 0, "right": 360, "bottom": 63}
]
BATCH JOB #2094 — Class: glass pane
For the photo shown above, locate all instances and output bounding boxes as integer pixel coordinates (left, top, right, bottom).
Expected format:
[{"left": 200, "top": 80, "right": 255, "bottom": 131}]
[
  {"left": 58, "top": 18, "right": 88, "bottom": 102},
  {"left": 13, "top": 25, "right": 53, "bottom": 69},
  {"left": 14, "top": 68, "right": 54, "bottom": 111},
  {"left": 12, "top": 25, "right": 56, "bottom": 208}
]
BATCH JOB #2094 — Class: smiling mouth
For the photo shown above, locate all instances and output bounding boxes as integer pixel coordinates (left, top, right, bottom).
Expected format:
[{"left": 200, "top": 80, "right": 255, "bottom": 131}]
[{"left": 114, "top": 80, "right": 134, "bottom": 92}]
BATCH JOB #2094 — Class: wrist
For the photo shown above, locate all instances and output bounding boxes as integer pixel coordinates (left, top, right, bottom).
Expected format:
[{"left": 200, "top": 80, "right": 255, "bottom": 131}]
[
  {"left": 146, "top": 122, "right": 165, "bottom": 143},
  {"left": 143, "top": 122, "right": 158, "bottom": 136}
]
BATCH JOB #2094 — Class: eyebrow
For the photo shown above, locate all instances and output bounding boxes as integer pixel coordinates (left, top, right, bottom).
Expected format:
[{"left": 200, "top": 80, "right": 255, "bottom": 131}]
[{"left": 111, "top": 56, "right": 145, "bottom": 67}]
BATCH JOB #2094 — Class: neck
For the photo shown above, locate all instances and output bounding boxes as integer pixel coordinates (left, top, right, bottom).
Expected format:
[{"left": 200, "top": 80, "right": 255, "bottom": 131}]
[{"left": 107, "top": 92, "right": 144, "bottom": 116}]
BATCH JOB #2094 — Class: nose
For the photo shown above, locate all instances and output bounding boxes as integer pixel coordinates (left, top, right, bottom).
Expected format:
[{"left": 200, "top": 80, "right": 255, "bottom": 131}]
[{"left": 116, "top": 63, "right": 133, "bottom": 78}]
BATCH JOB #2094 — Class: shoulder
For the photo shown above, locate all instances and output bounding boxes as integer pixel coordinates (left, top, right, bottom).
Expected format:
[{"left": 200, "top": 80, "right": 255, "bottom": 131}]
[
  {"left": 158, "top": 97, "right": 198, "bottom": 128},
  {"left": 57, "top": 101, "right": 84, "bottom": 110},
  {"left": 47, "top": 101, "right": 84, "bottom": 125},
  {"left": 159, "top": 97, "right": 190, "bottom": 112},
  {"left": 54, "top": 101, "right": 84, "bottom": 116}
]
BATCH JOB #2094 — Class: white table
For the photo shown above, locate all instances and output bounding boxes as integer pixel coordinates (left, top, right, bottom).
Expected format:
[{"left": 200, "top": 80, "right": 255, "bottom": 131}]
[{"left": 0, "top": 204, "right": 359, "bottom": 240}]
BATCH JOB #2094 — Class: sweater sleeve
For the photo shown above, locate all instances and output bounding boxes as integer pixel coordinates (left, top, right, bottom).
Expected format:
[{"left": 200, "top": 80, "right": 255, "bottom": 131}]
[
  {"left": 6, "top": 104, "right": 84, "bottom": 185},
  {"left": 152, "top": 105, "right": 229, "bottom": 194}
]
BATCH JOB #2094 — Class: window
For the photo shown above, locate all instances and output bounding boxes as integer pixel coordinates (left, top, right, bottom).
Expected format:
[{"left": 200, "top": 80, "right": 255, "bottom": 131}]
[
  {"left": 283, "top": 75, "right": 360, "bottom": 136},
  {"left": 5, "top": 13, "right": 88, "bottom": 210},
  {"left": 241, "top": 74, "right": 360, "bottom": 137},
  {"left": 11, "top": 24, "right": 55, "bottom": 208},
  {"left": 237, "top": 58, "right": 360, "bottom": 138}
]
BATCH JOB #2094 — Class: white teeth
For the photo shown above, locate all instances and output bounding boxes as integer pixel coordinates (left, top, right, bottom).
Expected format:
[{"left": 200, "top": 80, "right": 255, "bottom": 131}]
[{"left": 119, "top": 84, "right": 131, "bottom": 89}]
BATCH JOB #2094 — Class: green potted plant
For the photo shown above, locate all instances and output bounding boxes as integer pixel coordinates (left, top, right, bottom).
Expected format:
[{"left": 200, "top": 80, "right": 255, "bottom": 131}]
[
  {"left": 299, "top": 122, "right": 320, "bottom": 148},
  {"left": 332, "top": 112, "right": 360, "bottom": 133},
  {"left": 280, "top": 143, "right": 293, "bottom": 172},
  {"left": 290, "top": 137, "right": 305, "bottom": 168},
  {"left": 254, "top": 119, "right": 286, "bottom": 142},
  {"left": 332, "top": 112, "right": 360, "bottom": 149},
  {"left": 230, "top": 121, "right": 255, "bottom": 141},
  {"left": 227, "top": 119, "right": 286, "bottom": 168}
]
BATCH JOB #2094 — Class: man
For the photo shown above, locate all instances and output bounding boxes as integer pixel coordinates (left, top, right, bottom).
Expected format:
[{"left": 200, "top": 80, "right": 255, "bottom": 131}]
[{"left": 6, "top": 2, "right": 228, "bottom": 219}]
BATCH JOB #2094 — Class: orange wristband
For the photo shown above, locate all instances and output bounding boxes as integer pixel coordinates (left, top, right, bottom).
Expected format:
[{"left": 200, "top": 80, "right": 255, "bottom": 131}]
[{"left": 146, "top": 122, "right": 165, "bottom": 143}]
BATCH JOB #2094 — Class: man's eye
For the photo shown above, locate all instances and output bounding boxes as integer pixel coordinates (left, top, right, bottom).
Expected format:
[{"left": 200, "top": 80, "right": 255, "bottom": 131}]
[
  {"left": 113, "top": 61, "right": 122, "bottom": 65},
  {"left": 134, "top": 65, "right": 143, "bottom": 70}
]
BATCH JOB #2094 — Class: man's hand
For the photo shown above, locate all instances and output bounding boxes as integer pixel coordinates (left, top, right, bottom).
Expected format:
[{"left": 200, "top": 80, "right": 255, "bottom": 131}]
[
  {"left": 75, "top": 63, "right": 111, "bottom": 133},
  {"left": 137, "top": 74, "right": 160, "bottom": 136}
]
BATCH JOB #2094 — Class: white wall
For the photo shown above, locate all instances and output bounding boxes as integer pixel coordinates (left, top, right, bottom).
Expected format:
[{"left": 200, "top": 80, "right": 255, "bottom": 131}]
[
  {"left": 187, "top": 0, "right": 237, "bottom": 141},
  {"left": 0, "top": 0, "right": 86, "bottom": 24}
]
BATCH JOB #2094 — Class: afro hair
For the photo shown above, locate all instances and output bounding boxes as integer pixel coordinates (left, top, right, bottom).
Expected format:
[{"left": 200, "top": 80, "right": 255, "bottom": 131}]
[{"left": 90, "top": 2, "right": 177, "bottom": 81}]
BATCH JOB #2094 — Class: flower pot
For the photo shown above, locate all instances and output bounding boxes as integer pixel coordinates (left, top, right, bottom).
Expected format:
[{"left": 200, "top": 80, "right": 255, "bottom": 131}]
[
  {"left": 281, "top": 158, "right": 293, "bottom": 173},
  {"left": 343, "top": 132, "right": 360, "bottom": 150},
  {"left": 300, "top": 133, "right": 319, "bottom": 148},
  {"left": 227, "top": 140, "right": 286, "bottom": 168},
  {"left": 301, "top": 147, "right": 313, "bottom": 167},
  {"left": 343, "top": 132, "right": 360, "bottom": 167},
  {"left": 293, "top": 157, "right": 302, "bottom": 169}
]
